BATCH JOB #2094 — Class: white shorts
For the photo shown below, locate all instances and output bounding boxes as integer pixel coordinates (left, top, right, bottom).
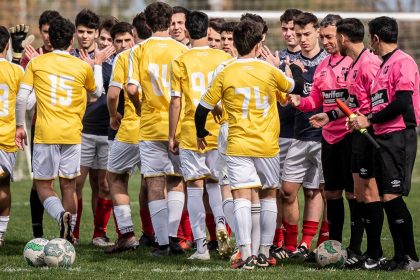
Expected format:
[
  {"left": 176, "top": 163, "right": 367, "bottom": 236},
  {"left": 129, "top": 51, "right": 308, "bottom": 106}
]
[
  {"left": 282, "top": 139, "right": 324, "bottom": 189},
  {"left": 140, "top": 141, "right": 182, "bottom": 178},
  {"left": 80, "top": 133, "right": 109, "bottom": 170},
  {"left": 107, "top": 140, "right": 141, "bottom": 174},
  {"left": 216, "top": 122, "right": 229, "bottom": 185},
  {"left": 32, "top": 144, "right": 81, "bottom": 180},
  {"left": 179, "top": 148, "right": 219, "bottom": 181},
  {"left": 226, "top": 154, "right": 280, "bottom": 190},
  {"left": 0, "top": 150, "right": 17, "bottom": 181},
  {"left": 279, "top": 137, "right": 294, "bottom": 180}
]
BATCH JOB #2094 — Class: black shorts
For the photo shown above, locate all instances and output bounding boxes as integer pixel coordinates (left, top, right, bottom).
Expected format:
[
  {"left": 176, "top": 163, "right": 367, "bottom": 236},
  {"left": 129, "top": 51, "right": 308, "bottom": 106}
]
[
  {"left": 321, "top": 133, "right": 354, "bottom": 193},
  {"left": 374, "top": 128, "right": 417, "bottom": 196},
  {"left": 351, "top": 128, "right": 375, "bottom": 179}
]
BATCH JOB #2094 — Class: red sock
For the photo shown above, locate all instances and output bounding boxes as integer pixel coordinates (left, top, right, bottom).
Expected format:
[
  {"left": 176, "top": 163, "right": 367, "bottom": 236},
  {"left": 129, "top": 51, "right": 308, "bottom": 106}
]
[
  {"left": 283, "top": 220, "right": 298, "bottom": 252},
  {"left": 206, "top": 213, "right": 217, "bottom": 241},
  {"left": 112, "top": 208, "right": 122, "bottom": 239},
  {"left": 177, "top": 217, "right": 185, "bottom": 240},
  {"left": 182, "top": 210, "right": 193, "bottom": 241},
  {"left": 140, "top": 207, "right": 154, "bottom": 236},
  {"left": 300, "top": 220, "right": 319, "bottom": 250},
  {"left": 226, "top": 223, "right": 232, "bottom": 237},
  {"left": 316, "top": 220, "right": 329, "bottom": 247},
  {"left": 273, "top": 227, "right": 284, "bottom": 248},
  {"left": 73, "top": 199, "right": 83, "bottom": 239},
  {"left": 92, "top": 198, "right": 113, "bottom": 239}
]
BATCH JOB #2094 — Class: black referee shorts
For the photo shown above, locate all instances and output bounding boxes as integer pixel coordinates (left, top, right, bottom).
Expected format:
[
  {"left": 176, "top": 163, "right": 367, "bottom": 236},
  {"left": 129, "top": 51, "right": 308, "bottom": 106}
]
[{"left": 351, "top": 128, "right": 375, "bottom": 179}]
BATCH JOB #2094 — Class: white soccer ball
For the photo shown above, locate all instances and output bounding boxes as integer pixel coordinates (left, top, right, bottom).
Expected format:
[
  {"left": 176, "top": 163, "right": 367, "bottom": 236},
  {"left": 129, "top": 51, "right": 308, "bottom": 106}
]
[
  {"left": 44, "top": 238, "right": 76, "bottom": 268},
  {"left": 315, "top": 240, "right": 347, "bottom": 268},
  {"left": 23, "top": 238, "right": 49, "bottom": 267}
]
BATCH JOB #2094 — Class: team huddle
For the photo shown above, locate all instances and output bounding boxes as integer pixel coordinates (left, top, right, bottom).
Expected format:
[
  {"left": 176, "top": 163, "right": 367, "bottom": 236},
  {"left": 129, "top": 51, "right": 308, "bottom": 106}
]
[{"left": 0, "top": 1, "right": 419, "bottom": 271}]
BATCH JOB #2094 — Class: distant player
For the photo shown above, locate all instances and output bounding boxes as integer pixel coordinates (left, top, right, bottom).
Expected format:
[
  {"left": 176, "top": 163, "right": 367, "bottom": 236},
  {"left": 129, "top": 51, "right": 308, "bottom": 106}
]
[
  {"left": 220, "top": 22, "right": 238, "bottom": 57},
  {"left": 195, "top": 19, "right": 304, "bottom": 269},
  {"left": 126, "top": 2, "right": 188, "bottom": 256},
  {"left": 170, "top": 6, "right": 190, "bottom": 46},
  {"left": 0, "top": 26, "right": 24, "bottom": 246},
  {"left": 15, "top": 16, "right": 103, "bottom": 243},
  {"left": 208, "top": 18, "right": 225, "bottom": 49}
]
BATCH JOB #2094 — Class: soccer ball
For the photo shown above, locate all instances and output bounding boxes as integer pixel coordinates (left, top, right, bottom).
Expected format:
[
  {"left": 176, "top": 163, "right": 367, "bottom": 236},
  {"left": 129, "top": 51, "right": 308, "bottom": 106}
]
[
  {"left": 315, "top": 240, "right": 347, "bottom": 268},
  {"left": 44, "top": 238, "right": 76, "bottom": 268},
  {"left": 23, "top": 238, "right": 49, "bottom": 267}
]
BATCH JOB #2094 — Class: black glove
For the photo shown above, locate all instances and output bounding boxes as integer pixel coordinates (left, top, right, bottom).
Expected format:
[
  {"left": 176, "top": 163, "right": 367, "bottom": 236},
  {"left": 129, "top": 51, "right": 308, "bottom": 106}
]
[{"left": 9, "top": 24, "right": 29, "bottom": 56}]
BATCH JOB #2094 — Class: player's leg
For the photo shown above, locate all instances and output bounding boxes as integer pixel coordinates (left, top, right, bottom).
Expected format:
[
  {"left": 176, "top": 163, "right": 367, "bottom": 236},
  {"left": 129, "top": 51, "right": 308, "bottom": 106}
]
[
  {"left": 167, "top": 174, "right": 185, "bottom": 254},
  {"left": 203, "top": 190, "right": 217, "bottom": 251},
  {"left": 139, "top": 175, "right": 156, "bottom": 246},
  {"left": 0, "top": 151, "right": 16, "bottom": 245}
]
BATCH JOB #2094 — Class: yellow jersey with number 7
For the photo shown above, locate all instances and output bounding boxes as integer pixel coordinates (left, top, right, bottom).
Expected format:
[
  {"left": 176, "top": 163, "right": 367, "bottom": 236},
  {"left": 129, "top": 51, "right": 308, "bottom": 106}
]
[{"left": 20, "top": 50, "right": 96, "bottom": 144}]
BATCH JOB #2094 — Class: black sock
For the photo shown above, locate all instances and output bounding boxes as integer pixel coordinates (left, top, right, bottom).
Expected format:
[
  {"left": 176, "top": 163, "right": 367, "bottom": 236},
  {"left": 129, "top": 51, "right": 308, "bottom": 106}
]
[
  {"left": 384, "top": 197, "right": 418, "bottom": 262},
  {"left": 364, "top": 201, "right": 384, "bottom": 260},
  {"left": 327, "top": 198, "right": 344, "bottom": 242},
  {"left": 30, "top": 188, "right": 44, "bottom": 238},
  {"left": 348, "top": 199, "right": 364, "bottom": 255}
]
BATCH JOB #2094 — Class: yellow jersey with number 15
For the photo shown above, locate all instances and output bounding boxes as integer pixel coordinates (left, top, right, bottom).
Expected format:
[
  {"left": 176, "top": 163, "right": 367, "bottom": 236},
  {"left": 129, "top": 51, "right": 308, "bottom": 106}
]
[
  {"left": 0, "top": 58, "right": 24, "bottom": 152},
  {"left": 171, "top": 46, "right": 231, "bottom": 151},
  {"left": 20, "top": 50, "right": 96, "bottom": 144},
  {"left": 200, "top": 58, "right": 293, "bottom": 157},
  {"left": 128, "top": 37, "right": 188, "bottom": 141}
]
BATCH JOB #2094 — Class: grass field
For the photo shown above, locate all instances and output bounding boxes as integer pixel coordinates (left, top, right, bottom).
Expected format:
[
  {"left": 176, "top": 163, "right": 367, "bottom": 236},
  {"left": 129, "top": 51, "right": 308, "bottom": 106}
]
[{"left": 1, "top": 142, "right": 420, "bottom": 279}]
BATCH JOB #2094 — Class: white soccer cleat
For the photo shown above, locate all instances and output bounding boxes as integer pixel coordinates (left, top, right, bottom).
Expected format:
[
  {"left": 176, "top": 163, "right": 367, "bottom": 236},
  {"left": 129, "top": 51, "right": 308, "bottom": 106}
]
[
  {"left": 92, "top": 236, "right": 115, "bottom": 247},
  {"left": 188, "top": 249, "right": 210, "bottom": 261}
]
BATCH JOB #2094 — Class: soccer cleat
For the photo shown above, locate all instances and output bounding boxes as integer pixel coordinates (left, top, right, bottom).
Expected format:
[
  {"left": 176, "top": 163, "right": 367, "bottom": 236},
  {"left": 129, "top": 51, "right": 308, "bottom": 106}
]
[
  {"left": 292, "top": 245, "right": 310, "bottom": 260},
  {"left": 377, "top": 258, "right": 402, "bottom": 271},
  {"left": 73, "top": 238, "right": 80, "bottom": 246},
  {"left": 363, "top": 257, "right": 383, "bottom": 270},
  {"left": 345, "top": 250, "right": 367, "bottom": 269},
  {"left": 188, "top": 249, "right": 210, "bottom": 260},
  {"left": 304, "top": 250, "right": 317, "bottom": 263},
  {"left": 104, "top": 235, "right": 139, "bottom": 254},
  {"left": 401, "top": 255, "right": 420, "bottom": 271},
  {"left": 230, "top": 247, "right": 241, "bottom": 263},
  {"left": 243, "top": 255, "right": 257, "bottom": 270},
  {"left": 230, "top": 258, "right": 245, "bottom": 269},
  {"left": 0, "top": 232, "right": 5, "bottom": 246},
  {"left": 271, "top": 246, "right": 293, "bottom": 261},
  {"left": 138, "top": 233, "right": 157, "bottom": 247},
  {"left": 151, "top": 246, "right": 170, "bottom": 257},
  {"left": 59, "top": 211, "right": 73, "bottom": 243},
  {"left": 178, "top": 239, "right": 194, "bottom": 251},
  {"left": 207, "top": 240, "right": 218, "bottom": 251},
  {"left": 169, "top": 236, "right": 186, "bottom": 255},
  {"left": 92, "top": 236, "right": 115, "bottom": 247},
  {"left": 216, "top": 227, "right": 232, "bottom": 257},
  {"left": 256, "top": 253, "right": 277, "bottom": 267}
]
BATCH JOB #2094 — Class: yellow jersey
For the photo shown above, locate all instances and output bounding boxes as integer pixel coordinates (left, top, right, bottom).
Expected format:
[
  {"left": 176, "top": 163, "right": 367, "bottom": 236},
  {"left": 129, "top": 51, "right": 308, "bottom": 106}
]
[
  {"left": 110, "top": 49, "right": 141, "bottom": 144},
  {"left": 128, "top": 37, "right": 188, "bottom": 141},
  {"left": 201, "top": 58, "right": 293, "bottom": 157},
  {"left": 171, "top": 46, "right": 231, "bottom": 151},
  {"left": 20, "top": 50, "right": 96, "bottom": 144},
  {"left": 0, "top": 58, "right": 24, "bottom": 152}
]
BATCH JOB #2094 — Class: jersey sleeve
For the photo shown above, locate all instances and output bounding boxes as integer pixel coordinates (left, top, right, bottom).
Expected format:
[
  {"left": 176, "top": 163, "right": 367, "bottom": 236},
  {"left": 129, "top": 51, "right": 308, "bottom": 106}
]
[
  {"left": 84, "top": 64, "right": 97, "bottom": 93},
  {"left": 127, "top": 45, "right": 141, "bottom": 87},
  {"left": 20, "top": 60, "right": 34, "bottom": 91},
  {"left": 273, "top": 67, "right": 294, "bottom": 93},
  {"left": 109, "top": 54, "right": 125, "bottom": 89},
  {"left": 170, "top": 58, "right": 183, "bottom": 97},
  {"left": 200, "top": 70, "right": 224, "bottom": 110}
]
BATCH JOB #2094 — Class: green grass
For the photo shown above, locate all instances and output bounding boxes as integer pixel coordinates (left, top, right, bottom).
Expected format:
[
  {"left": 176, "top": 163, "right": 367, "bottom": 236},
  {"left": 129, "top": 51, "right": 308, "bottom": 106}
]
[{"left": 1, "top": 141, "right": 420, "bottom": 279}]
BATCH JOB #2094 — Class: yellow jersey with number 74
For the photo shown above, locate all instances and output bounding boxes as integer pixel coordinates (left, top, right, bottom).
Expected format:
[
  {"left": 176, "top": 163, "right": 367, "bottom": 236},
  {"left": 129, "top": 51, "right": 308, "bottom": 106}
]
[
  {"left": 20, "top": 50, "right": 96, "bottom": 144},
  {"left": 200, "top": 58, "right": 294, "bottom": 157}
]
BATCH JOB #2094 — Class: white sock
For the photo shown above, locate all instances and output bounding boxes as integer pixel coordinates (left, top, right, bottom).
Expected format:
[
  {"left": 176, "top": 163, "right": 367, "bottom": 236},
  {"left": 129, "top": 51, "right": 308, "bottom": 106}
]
[
  {"left": 0, "top": 216, "right": 10, "bottom": 237},
  {"left": 167, "top": 191, "right": 184, "bottom": 237},
  {"left": 187, "top": 187, "right": 206, "bottom": 247},
  {"left": 43, "top": 196, "right": 65, "bottom": 222},
  {"left": 71, "top": 214, "right": 77, "bottom": 232},
  {"left": 196, "top": 238, "right": 208, "bottom": 254},
  {"left": 113, "top": 204, "right": 134, "bottom": 235},
  {"left": 149, "top": 199, "right": 169, "bottom": 246},
  {"left": 234, "top": 198, "right": 252, "bottom": 259},
  {"left": 260, "top": 198, "right": 277, "bottom": 247},
  {"left": 222, "top": 198, "right": 236, "bottom": 235},
  {"left": 251, "top": 203, "right": 261, "bottom": 256},
  {"left": 206, "top": 183, "right": 225, "bottom": 225}
]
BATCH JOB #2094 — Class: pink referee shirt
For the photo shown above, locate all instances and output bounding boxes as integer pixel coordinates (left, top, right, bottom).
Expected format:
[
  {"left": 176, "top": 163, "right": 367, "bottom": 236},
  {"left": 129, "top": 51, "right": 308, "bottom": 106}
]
[
  {"left": 347, "top": 49, "right": 381, "bottom": 115},
  {"left": 298, "top": 53, "right": 353, "bottom": 144},
  {"left": 370, "top": 49, "right": 420, "bottom": 135}
]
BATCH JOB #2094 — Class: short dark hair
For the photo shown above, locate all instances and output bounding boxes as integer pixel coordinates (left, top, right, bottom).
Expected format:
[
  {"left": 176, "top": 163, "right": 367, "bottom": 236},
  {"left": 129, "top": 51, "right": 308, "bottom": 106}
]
[
  {"left": 221, "top": 22, "right": 238, "bottom": 34},
  {"left": 0, "top": 26, "right": 10, "bottom": 53},
  {"left": 132, "top": 12, "right": 152, "bottom": 40},
  {"left": 280, "top": 8, "right": 302, "bottom": 24},
  {"left": 240, "top": 13, "right": 268, "bottom": 34},
  {"left": 75, "top": 9, "right": 100, "bottom": 30},
  {"left": 209, "top": 18, "right": 225, "bottom": 33},
  {"left": 39, "top": 10, "right": 60, "bottom": 29},
  {"left": 144, "top": 2, "right": 173, "bottom": 33},
  {"left": 294, "top": 12, "right": 319, "bottom": 29},
  {"left": 110, "top": 22, "right": 133, "bottom": 40},
  {"left": 49, "top": 17, "right": 75, "bottom": 50},
  {"left": 320, "top": 14, "right": 342, "bottom": 28},
  {"left": 172, "top": 6, "right": 190, "bottom": 17},
  {"left": 336, "top": 18, "right": 365, "bottom": 43},
  {"left": 185, "top": 11, "right": 208, "bottom": 40},
  {"left": 233, "top": 20, "right": 263, "bottom": 56},
  {"left": 368, "top": 16, "right": 398, "bottom": 44},
  {"left": 99, "top": 16, "right": 119, "bottom": 35}
]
